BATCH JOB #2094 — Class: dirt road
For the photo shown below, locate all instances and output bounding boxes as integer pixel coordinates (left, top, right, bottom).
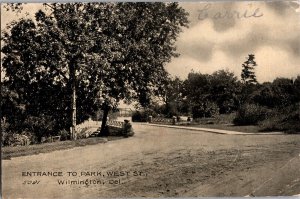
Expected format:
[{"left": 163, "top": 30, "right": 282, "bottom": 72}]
[{"left": 2, "top": 124, "right": 300, "bottom": 198}]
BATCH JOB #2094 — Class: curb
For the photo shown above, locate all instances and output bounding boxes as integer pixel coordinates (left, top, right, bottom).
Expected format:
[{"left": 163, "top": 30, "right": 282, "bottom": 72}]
[{"left": 139, "top": 123, "right": 284, "bottom": 135}]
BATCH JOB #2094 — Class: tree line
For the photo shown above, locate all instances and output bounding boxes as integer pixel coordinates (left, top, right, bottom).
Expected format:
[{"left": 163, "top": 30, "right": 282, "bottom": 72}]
[{"left": 139, "top": 54, "right": 300, "bottom": 133}]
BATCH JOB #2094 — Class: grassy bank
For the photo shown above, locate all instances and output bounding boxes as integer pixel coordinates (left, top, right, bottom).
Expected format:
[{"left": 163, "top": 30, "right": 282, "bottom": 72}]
[
  {"left": 180, "top": 113, "right": 262, "bottom": 134},
  {"left": 2, "top": 136, "right": 122, "bottom": 160},
  {"left": 181, "top": 112, "right": 299, "bottom": 134},
  {"left": 187, "top": 124, "right": 261, "bottom": 133}
]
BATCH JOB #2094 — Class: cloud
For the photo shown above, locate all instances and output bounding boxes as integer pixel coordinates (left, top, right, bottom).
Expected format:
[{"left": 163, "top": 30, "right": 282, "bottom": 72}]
[
  {"left": 181, "top": 2, "right": 238, "bottom": 32},
  {"left": 287, "top": 37, "right": 300, "bottom": 56},
  {"left": 255, "top": 46, "right": 300, "bottom": 82},
  {"left": 167, "top": 1, "right": 300, "bottom": 82},
  {"left": 167, "top": 50, "right": 244, "bottom": 80},
  {"left": 220, "top": 24, "right": 270, "bottom": 58},
  {"left": 177, "top": 38, "right": 215, "bottom": 63},
  {"left": 266, "top": 1, "right": 299, "bottom": 16}
]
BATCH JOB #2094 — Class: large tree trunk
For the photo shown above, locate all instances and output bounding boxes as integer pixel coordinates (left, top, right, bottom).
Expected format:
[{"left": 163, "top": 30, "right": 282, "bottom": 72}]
[{"left": 99, "top": 105, "right": 109, "bottom": 136}]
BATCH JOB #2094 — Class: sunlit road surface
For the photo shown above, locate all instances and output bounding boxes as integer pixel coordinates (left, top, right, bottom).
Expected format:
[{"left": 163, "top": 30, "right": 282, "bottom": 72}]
[{"left": 2, "top": 123, "right": 300, "bottom": 198}]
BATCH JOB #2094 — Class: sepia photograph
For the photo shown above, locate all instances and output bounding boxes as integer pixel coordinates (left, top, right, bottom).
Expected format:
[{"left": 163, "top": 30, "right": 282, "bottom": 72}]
[{"left": 1, "top": 1, "right": 300, "bottom": 198}]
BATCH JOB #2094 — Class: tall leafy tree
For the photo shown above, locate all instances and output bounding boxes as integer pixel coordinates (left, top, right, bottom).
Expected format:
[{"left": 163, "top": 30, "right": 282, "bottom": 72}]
[
  {"left": 209, "top": 70, "right": 240, "bottom": 113},
  {"left": 162, "top": 76, "right": 189, "bottom": 117},
  {"left": 182, "top": 71, "right": 216, "bottom": 118},
  {"left": 182, "top": 70, "right": 240, "bottom": 117},
  {"left": 2, "top": 3, "right": 189, "bottom": 138}
]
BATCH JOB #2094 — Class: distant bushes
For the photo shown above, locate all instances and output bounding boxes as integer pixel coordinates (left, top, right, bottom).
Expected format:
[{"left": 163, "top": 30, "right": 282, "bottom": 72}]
[
  {"left": 132, "top": 109, "right": 158, "bottom": 122},
  {"left": 259, "top": 104, "right": 300, "bottom": 133},
  {"left": 233, "top": 103, "right": 269, "bottom": 125},
  {"left": 192, "top": 102, "right": 219, "bottom": 118},
  {"left": 233, "top": 103, "right": 300, "bottom": 133},
  {"left": 132, "top": 111, "right": 146, "bottom": 122}
]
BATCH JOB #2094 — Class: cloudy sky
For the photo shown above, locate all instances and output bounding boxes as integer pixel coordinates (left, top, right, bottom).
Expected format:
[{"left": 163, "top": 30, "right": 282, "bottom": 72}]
[
  {"left": 167, "top": 1, "right": 300, "bottom": 83},
  {"left": 1, "top": 1, "right": 300, "bottom": 83}
]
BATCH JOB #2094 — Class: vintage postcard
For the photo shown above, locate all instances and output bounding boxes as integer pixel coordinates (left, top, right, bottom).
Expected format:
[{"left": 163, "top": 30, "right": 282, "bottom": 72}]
[{"left": 1, "top": 1, "right": 300, "bottom": 198}]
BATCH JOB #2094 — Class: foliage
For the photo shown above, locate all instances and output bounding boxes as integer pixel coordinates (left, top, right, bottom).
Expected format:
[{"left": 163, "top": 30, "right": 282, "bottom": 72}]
[
  {"left": 259, "top": 104, "right": 300, "bottom": 133},
  {"left": 2, "top": 133, "right": 30, "bottom": 147},
  {"left": 209, "top": 70, "right": 241, "bottom": 113},
  {"left": 3, "top": 3, "right": 24, "bottom": 13},
  {"left": 182, "top": 69, "right": 240, "bottom": 118},
  {"left": 162, "top": 76, "right": 190, "bottom": 117},
  {"left": 163, "top": 102, "right": 180, "bottom": 118},
  {"left": 131, "top": 109, "right": 157, "bottom": 122},
  {"left": 2, "top": 123, "right": 32, "bottom": 146},
  {"left": 132, "top": 111, "right": 145, "bottom": 122},
  {"left": 241, "top": 54, "right": 257, "bottom": 85},
  {"left": 192, "top": 101, "right": 219, "bottom": 118},
  {"left": 251, "top": 76, "right": 300, "bottom": 108},
  {"left": 22, "top": 115, "right": 56, "bottom": 142},
  {"left": 2, "top": 3, "right": 189, "bottom": 138},
  {"left": 1, "top": 118, "right": 10, "bottom": 146},
  {"left": 57, "top": 129, "right": 70, "bottom": 141},
  {"left": 233, "top": 103, "right": 269, "bottom": 125},
  {"left": 1, "top": 85, "right": 26, "bottom": 130}
]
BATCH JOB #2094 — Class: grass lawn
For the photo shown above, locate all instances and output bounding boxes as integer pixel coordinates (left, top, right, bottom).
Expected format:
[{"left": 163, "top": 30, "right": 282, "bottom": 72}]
[
  {"left": 178, "top": 113, "right": 270, "bottom": 133},
  {"left": 186, "top": 123, "right": 262, "bottom": 133},
  {"left": 2, "top": 136, "right": 122, "bottom": 160}
]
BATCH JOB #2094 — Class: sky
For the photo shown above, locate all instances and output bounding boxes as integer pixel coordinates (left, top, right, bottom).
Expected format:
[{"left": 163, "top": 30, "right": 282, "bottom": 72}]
[
  {"left": 1, "top": 1, "right": 300, "bottom": 84},
  {"left": 167, "top": 1, "right": 300, "bottom": 83}
]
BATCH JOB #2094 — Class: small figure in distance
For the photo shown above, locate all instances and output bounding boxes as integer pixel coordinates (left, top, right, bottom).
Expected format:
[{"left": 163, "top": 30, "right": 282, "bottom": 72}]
[{"left": 123, "top": 119, "right": 134, "bottom": 138}]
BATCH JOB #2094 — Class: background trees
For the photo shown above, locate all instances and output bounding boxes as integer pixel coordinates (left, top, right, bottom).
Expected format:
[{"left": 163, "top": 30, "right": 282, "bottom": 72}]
[
  {"left": 209, "top": 70, "right": 241, "bottom": 114},
  {"left": 162, "top": 77, "right": 188, "bottom": 117},
  {"left": 241, "top": 54, "right": 257, "bottom": 85},
  {"left": 181, "top": 70, "right": 240, "bottom": 118}
]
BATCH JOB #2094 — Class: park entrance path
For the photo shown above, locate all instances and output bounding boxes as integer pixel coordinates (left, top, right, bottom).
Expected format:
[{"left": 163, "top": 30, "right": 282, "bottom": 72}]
[{"left": 2, "top": 124, "right": 300, "bottom": 198}]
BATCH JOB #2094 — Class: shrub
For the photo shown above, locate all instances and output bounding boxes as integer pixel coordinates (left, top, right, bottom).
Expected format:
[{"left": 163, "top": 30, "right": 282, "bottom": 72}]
[
  {"left": 23, "top": 115, "right": 56, "bottom": 142},
  {"left": 1, "top": 118, "right": 9, "bottom": 146},
  {"left": 132, "top": 109, "right": 157, "bottom": 122},
  {"left": 132, "top": 111, "right": 147, "bottom": 122},
  {"left": 233, "top": 103, "right": 269, "bottom": 125},
  {"left": 57, "top": 129, "right": 70, "bottom": 141},
  {"left": 164, "top": 102, "right": 180, "bottom": 118},
  {"left": 2, "top": 133, "right": 30, "bottom": 146},
  {"left": 2, "top": 132, "right": 12, "bottom": 146},
  {"left": 192, "top": 101, "right": 219, "bottom": 118},
  {"left": 259, "top": 104, "right": 300, "bottom": 133},
  {"left": 1, "top": 118, "right": 32, "bottom": 146}
]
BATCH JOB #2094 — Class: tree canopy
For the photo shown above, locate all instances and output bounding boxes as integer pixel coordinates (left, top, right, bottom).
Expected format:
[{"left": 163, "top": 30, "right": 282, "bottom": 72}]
[
  {"left": 181, "top": 69, "right": 240, "bottom": 117},
  {"left": 1, "top": 2, "right": 189, "bottom": 138}
]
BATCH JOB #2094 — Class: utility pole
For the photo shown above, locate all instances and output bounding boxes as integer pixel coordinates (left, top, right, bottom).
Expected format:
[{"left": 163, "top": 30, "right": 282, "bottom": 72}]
[
  {"left": 71, "top": 71, "right": 76, "bottom": 140},
  {"left": 0, "top": 3, "right": 3, "bottom": 195},
  {"left": 70, "top": 61, "right": 77, "bottom": 140}
]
